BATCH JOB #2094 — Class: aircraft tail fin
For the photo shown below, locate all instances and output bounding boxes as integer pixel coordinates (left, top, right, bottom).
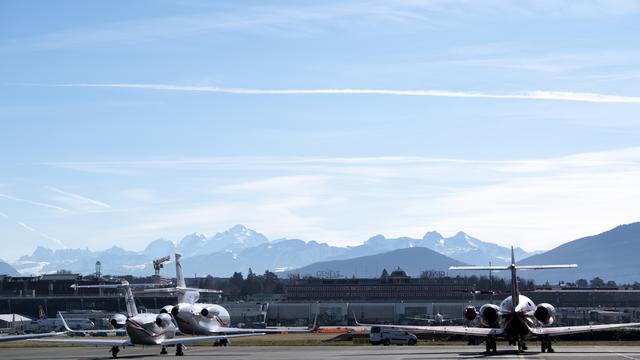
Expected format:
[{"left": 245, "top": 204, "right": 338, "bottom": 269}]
[
  {"left": 122, "top": 283, "right": 138, "bottom": 317},
  {"left": 510, "top": 246, "right": 518, "bottom": 306},
  {"left": 175, "top": 252, "right": 186, "bottom": 302},
  {"left": 175, "top": 253, "right": 185, "bottom": 288},
  {"left": 450, "top": 246, "right": 578, "bottom": 308},
  {"left": 37, "top": 305, "right": 46, "bottom": 320}
]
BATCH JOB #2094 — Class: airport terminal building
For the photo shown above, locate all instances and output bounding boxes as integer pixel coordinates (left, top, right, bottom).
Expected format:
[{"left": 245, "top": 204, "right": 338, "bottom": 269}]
[{"left": 2, "top": 270, "right": 640, "bottom": 328}]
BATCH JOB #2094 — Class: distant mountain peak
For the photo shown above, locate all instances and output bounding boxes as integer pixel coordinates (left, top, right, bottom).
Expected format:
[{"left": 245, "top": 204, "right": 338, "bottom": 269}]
[
  {"left": 11, "top": 224, "right": 542, "bottom": 276},
  {"left": 229, "top": 224, "right": 249, "bottom": 232},
  {"left": 422, "top": 231, "right": 444, "bottom": 243},
  {"left": 365, "top": 234, "right": 386, "bottom": 243},
  {"left": 185, "top": 232, "right": 207, "bottom": 238}
]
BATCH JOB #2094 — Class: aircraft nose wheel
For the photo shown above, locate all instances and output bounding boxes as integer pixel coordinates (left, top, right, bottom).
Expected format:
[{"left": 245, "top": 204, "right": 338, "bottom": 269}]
[
  {"left": 110, "top": 346, "right": 119, "bottom": 358},
  {"left": 160, "top": 346, "right": 167, "bottom": 354}
]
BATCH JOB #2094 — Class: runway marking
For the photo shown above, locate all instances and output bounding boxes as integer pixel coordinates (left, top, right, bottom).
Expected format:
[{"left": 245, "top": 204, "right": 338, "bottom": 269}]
[{"left": 596, "top": 345, "right": 639, "bottom": 360}]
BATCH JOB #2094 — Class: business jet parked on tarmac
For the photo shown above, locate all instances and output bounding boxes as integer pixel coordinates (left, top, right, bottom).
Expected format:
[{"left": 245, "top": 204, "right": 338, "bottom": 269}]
[
  {"left": 149, "top": 253, "right": 315, "bottom": 342},
  {"left": 0, "top": 312, "right": 64, "bottom": 342},
  {"left": 356, "top": 247, "right": 640, "bottom": 354},
  {"left": 32, "top": 281, "right": 262, "bottom": 357}
]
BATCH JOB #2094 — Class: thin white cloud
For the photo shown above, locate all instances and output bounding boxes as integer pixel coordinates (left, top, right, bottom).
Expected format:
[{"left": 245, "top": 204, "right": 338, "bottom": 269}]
[
  {"left": 12, "top": 1, "right": 640, "bottom": 50},
  {"left": 0, "top": 193, "right": 70, "bottom": 213},
  {"left": 46, "top": 149, "right": 640, "bottom": 177},
  {"left": 19, "top": 147, "right": 640, "bottom": 253},
  {"left": 222, "top": 175, "right": 331, "bottom": 193},
  {"left": 15, "top": 221, "right": 66, "bottom": 248},
  {"left": 15, "top": 2, "right": 439, "bottom": 50},
  {"left": 46, "top": 186, "right": 113, "bottom": 209},
  {"left": 57, "top": 83, "right": 640, "bottom": 104}
]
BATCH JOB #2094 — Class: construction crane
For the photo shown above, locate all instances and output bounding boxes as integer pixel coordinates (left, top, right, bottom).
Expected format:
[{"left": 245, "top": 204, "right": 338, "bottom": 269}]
[{"left": 152, "top": 256, "right": 171, "bottom": 284}]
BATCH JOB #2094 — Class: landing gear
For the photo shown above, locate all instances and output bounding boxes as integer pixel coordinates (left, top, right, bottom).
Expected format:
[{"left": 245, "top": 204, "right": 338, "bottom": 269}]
[
  {"left": 220, "top": 338, "right": 229, "bottom": 346},
  {"left": 540, "top": 336, "right": 554, "bottom": 353},
  {"left": 517, "top": 337, "right": 528, "bottom": 352},
  {"left": 160, "top": 346, "right": 167, "bottom": 355},
  {"left": 176, "top": 344, "right": 184, "bottom": 356},
  {"left": 110, "top": 346, "right": 120, "bottom": 358},
  {"left": 485, "top": 336, "right": 497, "bottom": 354}
]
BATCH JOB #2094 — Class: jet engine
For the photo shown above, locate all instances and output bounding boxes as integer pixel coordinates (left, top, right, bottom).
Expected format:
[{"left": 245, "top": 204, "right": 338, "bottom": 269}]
[
  {"left": 479, "top": 304, "right": 500, "bottom": 327},
  {"left": 155, "top": 313, "right": 173, "bottom": 327},
  {"left": 200, "top": 306, "right": 220, "bottom": 318},
  {"left": 159, "top": 305, "right": 174, "bottom": 314},
  {"left": 171, "top": 304, "right": 191, "bottom": 317},
  {"left": 534, "top": 303, "right": 556, "bottom": 325},
  {"left": 464, "top": 305, "right": 478, "bottom": 321},
  {"left": 110, "top": 313, "right": 127, "bottom": 328}
]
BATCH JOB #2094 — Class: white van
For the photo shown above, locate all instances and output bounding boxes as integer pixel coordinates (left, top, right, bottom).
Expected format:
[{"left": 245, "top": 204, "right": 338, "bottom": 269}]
[{"left": 369, "top": 326, "right": 417, "bottom": 345}]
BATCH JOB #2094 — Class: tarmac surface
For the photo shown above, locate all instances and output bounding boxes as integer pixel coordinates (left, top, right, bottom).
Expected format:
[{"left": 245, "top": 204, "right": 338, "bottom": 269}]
[{"left": 2, "top": 345, "right": 640, "bottom": 359}]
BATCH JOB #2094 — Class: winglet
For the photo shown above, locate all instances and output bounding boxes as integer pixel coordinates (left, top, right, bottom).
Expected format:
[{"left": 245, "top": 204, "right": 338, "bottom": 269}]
[
  {"left": 310, "top": 313, "right": 319, "bottom": 331},
  {"left": 352, "top": 311, "right": 363, "bottom": 326},
  {"left": 58, "top": 312, "right": 73, "bottom": 332}
]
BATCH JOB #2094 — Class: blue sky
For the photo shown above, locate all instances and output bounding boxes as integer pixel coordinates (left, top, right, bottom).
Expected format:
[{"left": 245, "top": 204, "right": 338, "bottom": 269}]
[{"left": 1, "top": 0, "right": 640, "bottom": 261}]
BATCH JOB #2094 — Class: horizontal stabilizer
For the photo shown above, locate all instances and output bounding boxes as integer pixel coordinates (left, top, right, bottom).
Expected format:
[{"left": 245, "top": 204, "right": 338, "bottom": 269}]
[
  {"left": 517, "top": 264, "right": 577, "bottom": 270},
  {"left": 71, "top": 284, "right": 123, "bottom": 289},
  {"left": 449, "top": 266, "right": 510, "bottom": 271},
  {"left": 141, "top": 286, "right": 222, "bottom": 294},
  {"left": 449, "top": 264, "right": 577, "bottom": 271}
]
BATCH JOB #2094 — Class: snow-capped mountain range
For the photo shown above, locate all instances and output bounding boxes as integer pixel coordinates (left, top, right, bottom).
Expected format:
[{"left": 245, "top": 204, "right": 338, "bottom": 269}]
[{"left": 10, "top": 224, "right": 535, "bottom": 277}]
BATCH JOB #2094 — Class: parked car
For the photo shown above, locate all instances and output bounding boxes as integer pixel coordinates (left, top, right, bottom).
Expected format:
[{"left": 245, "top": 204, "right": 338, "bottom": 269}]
[{"left": 369, "top": 326, "right": 417, "bottom": 345}]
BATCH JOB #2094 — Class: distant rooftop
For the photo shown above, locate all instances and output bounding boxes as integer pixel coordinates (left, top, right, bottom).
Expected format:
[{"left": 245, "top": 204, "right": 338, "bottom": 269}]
[{"left": 40, "top": 274, "right": 81, "bottom": 281}]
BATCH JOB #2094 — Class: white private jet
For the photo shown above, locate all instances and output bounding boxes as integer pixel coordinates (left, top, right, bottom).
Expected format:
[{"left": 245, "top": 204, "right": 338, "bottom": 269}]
[
  {"left": 356, "top": 247, "right": 640, "bottom": 354},
  {"left": 149, "top": 253, "right": 315, "bottom": 342},
  {"left": 32, "top": 281, "right": 263, "bottom": 358},
  {"left": 0, "top": 312, "right": 64, "bottom": 342}
]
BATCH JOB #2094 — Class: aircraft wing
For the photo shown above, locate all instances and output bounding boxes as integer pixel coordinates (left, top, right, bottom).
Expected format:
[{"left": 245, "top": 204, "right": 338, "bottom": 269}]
[
  {"left": 160, "top": 332, "right": 264, "bottom": 346},
  {"left": 208, "top": 326, "right": 312, "bottom": 334},
  {"left": 354, "top": 322, "right": 504, "bottom": 336},
  {"left": 391, "top": 325, "right": 503, "bottom": 337},
  {"left": 528, "top": 322, "right": 640, "bottom": 336},
  {"left": 353, "top": 313, "right": 503, "bottom": 337},
  {"left": 0, "top": 332, "right": 64, "bottom": 342},
  {"left": 31, "top": 338, "right": 131, "bottom": 346},
  {"left": 211, "top": 315, "right": 317, "bottom": 334},
  {"left": 70, "top": 329, "right": 122, "bottom": 334}
]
